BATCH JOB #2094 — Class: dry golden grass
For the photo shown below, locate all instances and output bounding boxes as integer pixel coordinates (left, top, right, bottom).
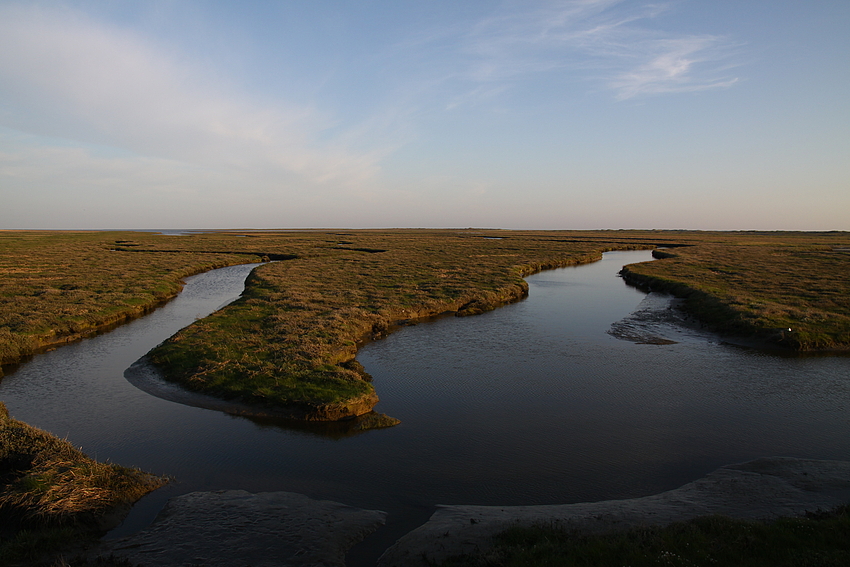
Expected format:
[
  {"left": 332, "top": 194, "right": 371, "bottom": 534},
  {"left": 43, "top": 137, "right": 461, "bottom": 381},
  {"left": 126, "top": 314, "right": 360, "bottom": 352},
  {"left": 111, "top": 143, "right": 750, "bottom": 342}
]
[
  {"left": 4, "top": 229, "right": 844, "bottom": 563},
  {"left": 0, "top": 403, "right": 165, "bottom": 565},
  {"left": 0, "top": 402, "right": 166, "bottom": 528},
  {"left": 0, "top": 231, "right": 262, "bottom": 366}
]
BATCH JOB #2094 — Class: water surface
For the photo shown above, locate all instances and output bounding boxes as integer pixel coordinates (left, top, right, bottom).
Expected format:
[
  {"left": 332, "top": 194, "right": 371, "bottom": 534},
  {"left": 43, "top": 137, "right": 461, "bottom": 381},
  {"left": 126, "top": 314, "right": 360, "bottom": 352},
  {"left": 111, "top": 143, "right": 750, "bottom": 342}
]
[{"left": 1, "top": 251, "right": 848, "bottom": 565}]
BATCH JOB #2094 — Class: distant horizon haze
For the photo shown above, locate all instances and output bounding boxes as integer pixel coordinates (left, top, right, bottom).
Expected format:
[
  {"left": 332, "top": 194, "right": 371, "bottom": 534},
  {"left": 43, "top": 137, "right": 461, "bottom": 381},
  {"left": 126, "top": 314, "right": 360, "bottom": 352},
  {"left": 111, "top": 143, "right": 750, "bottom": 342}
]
[{"left": 3, "top": 227, "right": 848, "bottom": 234}]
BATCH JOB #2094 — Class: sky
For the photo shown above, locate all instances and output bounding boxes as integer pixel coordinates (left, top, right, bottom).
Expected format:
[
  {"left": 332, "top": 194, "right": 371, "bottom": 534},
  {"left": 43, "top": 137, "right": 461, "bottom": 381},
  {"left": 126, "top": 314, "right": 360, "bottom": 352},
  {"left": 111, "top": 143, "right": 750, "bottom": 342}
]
[{"left": 0, "top": 1, "right": 848, "bottom": 230}]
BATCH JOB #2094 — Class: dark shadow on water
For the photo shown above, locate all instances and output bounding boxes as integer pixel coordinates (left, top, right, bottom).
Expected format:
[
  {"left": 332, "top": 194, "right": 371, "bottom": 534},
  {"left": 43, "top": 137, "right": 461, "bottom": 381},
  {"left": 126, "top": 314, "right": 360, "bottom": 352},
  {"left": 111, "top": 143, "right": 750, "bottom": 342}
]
[
  {"left": 238, "top": 411, "right": 399, "bottom": 440},
  {"left": 125, "top": 357, "right": 398, "bottom": 440}
]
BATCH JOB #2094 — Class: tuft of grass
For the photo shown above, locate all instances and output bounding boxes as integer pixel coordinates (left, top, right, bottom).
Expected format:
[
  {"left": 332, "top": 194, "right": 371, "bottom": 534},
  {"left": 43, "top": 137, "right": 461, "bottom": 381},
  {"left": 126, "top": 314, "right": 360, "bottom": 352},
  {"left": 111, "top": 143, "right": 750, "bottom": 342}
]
[
  {"left": 439, "top": 506, "right": 850, "bottom": 567},
  {"left": 0, "top": 402, "right": 167, "bottom": 566}
]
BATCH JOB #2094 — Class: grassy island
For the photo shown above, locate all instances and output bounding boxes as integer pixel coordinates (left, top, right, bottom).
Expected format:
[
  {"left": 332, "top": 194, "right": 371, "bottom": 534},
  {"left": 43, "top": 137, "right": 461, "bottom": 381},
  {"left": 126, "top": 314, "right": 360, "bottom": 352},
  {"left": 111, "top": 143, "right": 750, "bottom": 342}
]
[
  {"left": 1, "top": 229, "right": 848, "bottom": 560},
  {"left": 141, "top": 229, "right": 660, "bottom": 421},
  {"left": 2, "top": 230, "right": 849, "bottom": 424}
]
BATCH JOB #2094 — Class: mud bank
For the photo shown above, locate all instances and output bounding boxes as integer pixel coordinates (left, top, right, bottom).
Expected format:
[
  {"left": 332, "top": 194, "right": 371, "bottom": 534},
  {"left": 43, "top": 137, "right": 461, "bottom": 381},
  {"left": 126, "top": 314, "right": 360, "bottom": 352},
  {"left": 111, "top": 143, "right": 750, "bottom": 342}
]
[
  {"left": 100, "top": 490, "right": 386, "bottom": 567},
  {"left": 378, "top": 457, "right": 850, "bottom": 566},
  {"left": 618, "top": 252, "right": 850, "bottom": 353},
  {"left": 95, "top": 458, "right": 850, "bottom": 567}
]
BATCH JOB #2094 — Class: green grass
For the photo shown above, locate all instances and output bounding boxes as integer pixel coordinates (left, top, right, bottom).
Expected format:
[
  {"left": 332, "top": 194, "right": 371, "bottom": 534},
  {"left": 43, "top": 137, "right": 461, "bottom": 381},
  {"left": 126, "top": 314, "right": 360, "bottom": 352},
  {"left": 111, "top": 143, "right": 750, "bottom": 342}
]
[
  {"left": 1, "top": 229, "right": 849, "bottom": 560},
  {"left": 143, "top": 230, "right": 657, "bottom": 418},
  {"left": 439, "top": 506, "right": 850, "bottom": 567}
]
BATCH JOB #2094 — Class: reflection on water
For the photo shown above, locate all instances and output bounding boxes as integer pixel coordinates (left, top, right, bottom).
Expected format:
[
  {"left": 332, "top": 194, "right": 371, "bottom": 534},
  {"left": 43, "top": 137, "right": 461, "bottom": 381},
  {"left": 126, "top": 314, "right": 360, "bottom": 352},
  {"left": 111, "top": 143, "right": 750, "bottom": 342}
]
[{"left": 1, "top": 251, "right": 848, "bottom": 565}]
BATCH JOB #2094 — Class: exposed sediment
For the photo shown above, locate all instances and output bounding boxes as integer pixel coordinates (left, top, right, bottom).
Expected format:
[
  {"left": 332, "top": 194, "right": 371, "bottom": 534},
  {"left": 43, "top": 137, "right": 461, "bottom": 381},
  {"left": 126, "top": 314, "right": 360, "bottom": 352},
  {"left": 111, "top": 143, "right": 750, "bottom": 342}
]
[
  {"left": 619, "top": 267, "right": 811, "bottom": 351},
  {"left": 619, "top": 245, "right": 850, "bottom": 352},
  {"left": 95, "top": 458, "right": 850, "bottom": 567},
  {"left": 377, "top": 457, "right": 850, "bottom": 567},
  {"left": 100, "top": 490, "right": 387, "bottom": 567}
]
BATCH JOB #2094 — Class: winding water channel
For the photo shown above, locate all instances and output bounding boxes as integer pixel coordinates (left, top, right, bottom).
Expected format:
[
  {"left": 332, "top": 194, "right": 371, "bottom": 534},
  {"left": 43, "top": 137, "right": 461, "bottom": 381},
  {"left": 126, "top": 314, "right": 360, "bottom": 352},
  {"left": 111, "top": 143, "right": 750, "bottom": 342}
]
[{"left": 1, "top": 250, "right": 849, "bottom": 565}]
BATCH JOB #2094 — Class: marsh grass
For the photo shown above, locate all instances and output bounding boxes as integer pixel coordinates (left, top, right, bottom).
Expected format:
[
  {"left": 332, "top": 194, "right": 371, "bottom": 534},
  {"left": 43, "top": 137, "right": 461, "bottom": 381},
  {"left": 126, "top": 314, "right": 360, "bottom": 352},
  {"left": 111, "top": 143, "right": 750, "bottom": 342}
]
[
  {"left": 0, "top": 402, "right": 166, "bottom": 566},
  {"left": 439, "top": 506, "right": 850, "bottom": 567},
  {"left": 0, "top": 231, "right": 262, "bottom": 367},
  {"left": 145, "top": 230, "right": 658, "bottom": 417},
  {"left": 145, "top": 230, "right": 850, "bottom": 420},
  {"left": 621, "top": 233, "right": 850, "bottom": 350},
  {"left": 2, "top": 229, "right": 849, "bottom": 559},
  {"left": 2, "top": 229, "right": 848, "bottom": 419}
]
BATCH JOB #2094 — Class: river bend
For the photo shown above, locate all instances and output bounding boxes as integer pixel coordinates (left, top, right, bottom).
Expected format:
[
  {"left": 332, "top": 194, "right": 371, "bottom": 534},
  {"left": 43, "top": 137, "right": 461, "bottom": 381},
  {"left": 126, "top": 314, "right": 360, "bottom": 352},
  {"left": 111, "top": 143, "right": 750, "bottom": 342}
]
[{"left": 1, "top": 251, "right": 848, "bottom": 565}]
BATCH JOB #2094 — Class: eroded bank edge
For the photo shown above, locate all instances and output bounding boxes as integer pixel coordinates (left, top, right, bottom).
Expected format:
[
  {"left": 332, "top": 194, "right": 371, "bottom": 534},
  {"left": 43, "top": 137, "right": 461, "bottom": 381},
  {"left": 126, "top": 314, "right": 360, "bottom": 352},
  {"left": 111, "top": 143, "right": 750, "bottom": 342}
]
[{"left": 619, "top": 250, "right": 850, "bottom": 352}]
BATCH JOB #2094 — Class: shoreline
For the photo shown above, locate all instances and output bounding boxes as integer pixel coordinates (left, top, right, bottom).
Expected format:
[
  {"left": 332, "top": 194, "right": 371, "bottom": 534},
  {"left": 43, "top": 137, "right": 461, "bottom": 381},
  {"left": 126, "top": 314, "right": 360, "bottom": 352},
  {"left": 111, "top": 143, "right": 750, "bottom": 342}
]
[
  {"left": 619, "top": 266, "right": 850, "bottom": 354},
  {"left": 5, "top": 230, "right": 849, "bottom": 565},
  {"left": 377, "top": 457, "right": 850, "bottom": 567},
  {"left": 141, "top": 246, "right": 651, "bottom": 422},
  {"left": 92, "top": 457, "right": 850, "bottom": 567},
  {"left": 608, "top": 289, "right": 826, "bottom": 355},
  {"left": 0, "top": 257, "right": 261, "bottom": 371},
  {"left": 124, "top": 358, "right": 400, "bottom": 432}
]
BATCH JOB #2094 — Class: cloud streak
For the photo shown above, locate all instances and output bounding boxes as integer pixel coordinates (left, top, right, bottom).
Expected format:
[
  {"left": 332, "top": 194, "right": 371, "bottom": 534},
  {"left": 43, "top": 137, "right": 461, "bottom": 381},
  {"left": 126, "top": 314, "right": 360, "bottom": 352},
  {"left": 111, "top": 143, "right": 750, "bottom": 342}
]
[
  {"left": 0, "top": 4, "right": 381, "bottom": 187},
  {"left": 457, "top": 0, "right": 741, "bottom": 100},
  {"left": 609, "top": 36, "right": 740, "bottom": 99}
]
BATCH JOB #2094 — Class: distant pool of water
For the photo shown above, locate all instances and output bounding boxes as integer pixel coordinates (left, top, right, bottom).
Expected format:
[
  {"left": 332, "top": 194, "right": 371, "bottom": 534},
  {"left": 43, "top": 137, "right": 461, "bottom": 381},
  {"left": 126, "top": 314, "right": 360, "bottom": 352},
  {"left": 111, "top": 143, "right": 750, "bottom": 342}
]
[{"left": 1, "top": 250, "right": 848, "bottom": 566}]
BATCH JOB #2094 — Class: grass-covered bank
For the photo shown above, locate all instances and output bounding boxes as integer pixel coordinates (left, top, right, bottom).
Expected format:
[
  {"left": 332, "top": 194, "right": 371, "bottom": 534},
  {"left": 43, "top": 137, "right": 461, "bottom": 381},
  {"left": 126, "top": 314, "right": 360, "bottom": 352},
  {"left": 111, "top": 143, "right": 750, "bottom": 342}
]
[
  {"left": 620, "top": 233, "right": 850, "bottom": 350},
  {"left": 0, "top": 231, "right": 263, "bottom": 370},
  {"left": 0, "top": 402, "right": 167, "bottom": 566},
  {"left": 144, "top": 230, "right": 850, "bottom": 421},
  {"left": 2, "top": 229, "right": 849, "bottom": 422},
  {"left": 437, "top": 506, "right": 850, "bottom": 567},
  {"left": 144, "top": 230, "right": 658, "bottom": 420}
]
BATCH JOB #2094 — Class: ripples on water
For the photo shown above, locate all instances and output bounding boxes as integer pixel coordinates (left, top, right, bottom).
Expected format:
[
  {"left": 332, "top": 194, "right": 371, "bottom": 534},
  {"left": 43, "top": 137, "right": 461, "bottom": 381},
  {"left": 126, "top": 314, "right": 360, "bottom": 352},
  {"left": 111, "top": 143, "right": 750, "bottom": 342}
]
[{"left": 1, "top": 251, "right": 848, "bottom": 564}]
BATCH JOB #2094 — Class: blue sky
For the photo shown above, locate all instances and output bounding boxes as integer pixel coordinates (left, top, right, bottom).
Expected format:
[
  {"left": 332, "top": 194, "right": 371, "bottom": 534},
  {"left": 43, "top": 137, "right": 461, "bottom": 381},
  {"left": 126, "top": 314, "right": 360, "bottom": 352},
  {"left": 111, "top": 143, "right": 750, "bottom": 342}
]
[{"left": 1, "top": 1, "right": 847, "bottom": 230}]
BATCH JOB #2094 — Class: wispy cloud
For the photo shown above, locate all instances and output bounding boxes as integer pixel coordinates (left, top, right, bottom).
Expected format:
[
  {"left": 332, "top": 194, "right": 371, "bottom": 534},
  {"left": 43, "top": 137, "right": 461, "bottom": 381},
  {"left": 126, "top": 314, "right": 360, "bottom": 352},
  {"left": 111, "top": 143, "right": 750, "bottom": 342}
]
[
  {"left": 608, "top": 36, "right": 740, "bottom": 99},
  {"left": 0, "top": 4, "right": 381, "bottom": 187},
  {"left": 456, "top": 0, "right": 741, "bottom": 101}
]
